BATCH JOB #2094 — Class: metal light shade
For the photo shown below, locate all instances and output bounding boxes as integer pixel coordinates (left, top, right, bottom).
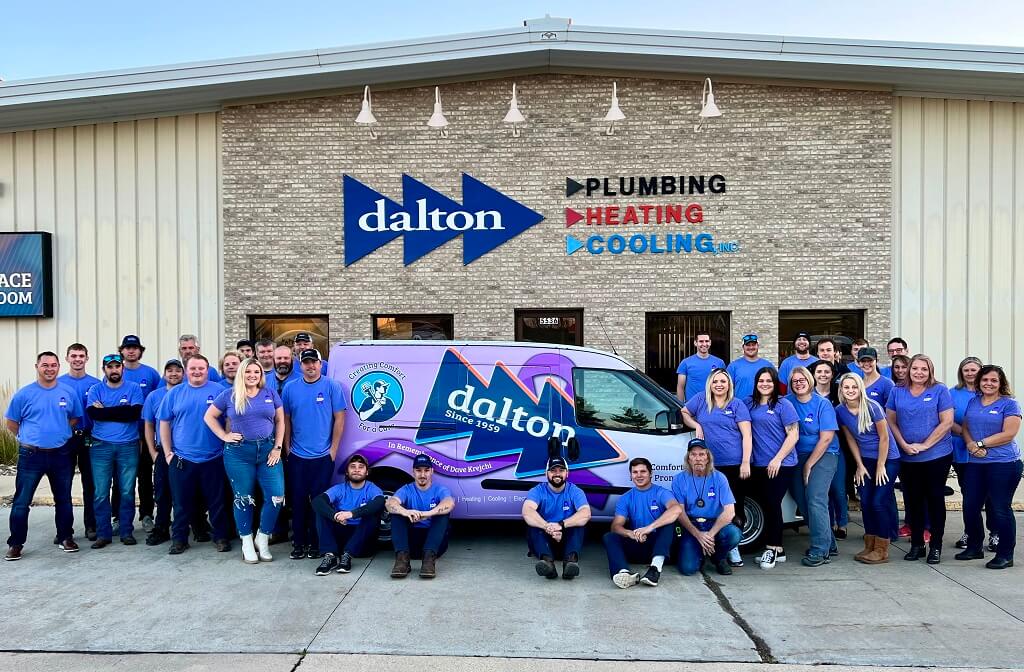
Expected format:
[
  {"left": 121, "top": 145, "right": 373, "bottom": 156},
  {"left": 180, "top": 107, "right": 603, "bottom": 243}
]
[
  {"left": 427, "top": 86, "right": 449, "bottom": 137},
  {"left": 700, "top": 78, "right": 722, "bottom": 118},
  {"left": 604, "top": 82, "right": 625, "bottom": 122},
  {"left": 503, "top": 83, "right": 525, "bottom": 136},
  {"left": 355, "top": 86, "right": 378, "bottom": 125}
]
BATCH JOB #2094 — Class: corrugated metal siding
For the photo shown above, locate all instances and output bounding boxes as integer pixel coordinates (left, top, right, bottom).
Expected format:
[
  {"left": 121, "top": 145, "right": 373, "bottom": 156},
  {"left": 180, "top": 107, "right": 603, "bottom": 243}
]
[
  {"left": 894, "top": 97, "right": 1023, "bottom": 386},
  {"left": 0, "top": 113, "right": 222, "bottom": 387}
]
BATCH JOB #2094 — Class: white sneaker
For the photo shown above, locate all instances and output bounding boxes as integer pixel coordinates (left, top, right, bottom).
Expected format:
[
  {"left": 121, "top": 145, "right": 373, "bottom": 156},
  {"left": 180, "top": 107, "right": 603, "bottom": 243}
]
[
  {"left": 728, "top": 547, "right": 744, "bottom": 567},
  {"left": 612, "top": 570, "right": 640, "bottom": 589},
  {"left": 240, "top": 535, "right": 258, "bottom": 564},
  {"left": 759, "top": 548, "right": 777, "bottom": 569}
]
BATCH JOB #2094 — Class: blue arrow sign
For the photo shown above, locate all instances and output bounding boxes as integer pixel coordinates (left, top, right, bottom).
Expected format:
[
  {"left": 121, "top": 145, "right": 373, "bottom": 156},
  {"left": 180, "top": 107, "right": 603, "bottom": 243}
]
[{"left": 566, "top": 235, "right": 585, "bottom": 256}]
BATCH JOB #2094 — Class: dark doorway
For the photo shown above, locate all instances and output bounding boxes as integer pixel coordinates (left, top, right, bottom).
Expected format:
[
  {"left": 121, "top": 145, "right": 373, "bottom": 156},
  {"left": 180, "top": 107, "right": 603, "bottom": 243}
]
[{"left": 645, "top": 312, "right": 731, "bottom": 392}]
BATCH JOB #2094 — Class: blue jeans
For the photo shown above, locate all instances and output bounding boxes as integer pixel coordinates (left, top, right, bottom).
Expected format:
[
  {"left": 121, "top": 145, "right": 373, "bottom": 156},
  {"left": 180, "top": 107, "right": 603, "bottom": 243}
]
[
  {"left": 829, "top": 450, "right": 849, "bottom": 528},
  {"left": 168, "top": 455, "right": 230, "bottom": 544},
  {"left": 791, "top": 451, "right": 838, "bottom": 558},
  {"left": 91, "top": 440, "right": 140, "bottom": 540},
  {"left": 287, "top": 454, "right": 333, "bottom": 550},
  {"left": 962, "top": 460, "right": 1023, "bottom": 559},
  {"left": 602, "top": 526, "right": 674, "bottom": 577},
  {"left": 527, "top": 525, "right": 584, "bottom": 560},
  {"left": 391, "top": 514, "right": 450, "bottom": 558},
  {"left": 857, "top": 458, "right": 900, "bottom": 538},
  {"left": 222, "top": 438, "right": 285, "bottom": 536},
  {"left": 677, "top": 521, "right": 741, "bottom": 575},
  {"left": 7, "top": 444, "right": 75, "bottom": 547}
]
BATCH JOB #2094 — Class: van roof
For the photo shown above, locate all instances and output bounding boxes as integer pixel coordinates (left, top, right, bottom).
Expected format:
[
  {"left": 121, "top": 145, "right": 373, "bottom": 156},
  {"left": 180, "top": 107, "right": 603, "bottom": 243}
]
[{"left": 334, "top": 339, "right": 633, "bottom": 365}]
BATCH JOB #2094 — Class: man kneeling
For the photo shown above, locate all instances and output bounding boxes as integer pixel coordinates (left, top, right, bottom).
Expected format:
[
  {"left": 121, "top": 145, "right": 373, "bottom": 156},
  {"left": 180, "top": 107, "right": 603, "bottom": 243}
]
[
  {"left": 602, "top": 457, "right": 681, "bottom": 588},
  {"left": 312, "top": 454, "right": 385, "bottom": 575},
  {"left": 671, "top": 438, "right": 742, "bottom": 576},
  {"left": 522, "top": 456, "right": 591, "bottom": 579},
  {"left": 387, "top": 454, "right": 454, "bottom": 579}
]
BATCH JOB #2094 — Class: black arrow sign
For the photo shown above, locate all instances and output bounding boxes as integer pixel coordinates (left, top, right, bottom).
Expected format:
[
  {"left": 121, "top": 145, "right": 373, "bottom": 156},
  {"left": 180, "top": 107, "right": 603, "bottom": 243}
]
[{"left": 565, "top": 177, "right": 584, "bottom": 198}]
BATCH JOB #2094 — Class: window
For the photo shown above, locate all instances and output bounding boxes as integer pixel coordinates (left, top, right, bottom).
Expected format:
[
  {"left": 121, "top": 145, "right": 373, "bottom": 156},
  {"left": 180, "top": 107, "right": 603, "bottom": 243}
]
[
  {"left": 249, "top": 315, "right": 330, "bottom": 356},
  {"left": 572, "top": 368, "right": 680, "bottom": 433},
  {"left": 373, "top": 314, "right": 453, "bottom": 340},
  {"left": 645, "top": 312, "right": 731, "bottom": 392},
  {"left": 515, "top": 308, "right": 583, "bottom": 346},
  {"left": 778, "top": 310, "right": 865, "bottom": 363}
]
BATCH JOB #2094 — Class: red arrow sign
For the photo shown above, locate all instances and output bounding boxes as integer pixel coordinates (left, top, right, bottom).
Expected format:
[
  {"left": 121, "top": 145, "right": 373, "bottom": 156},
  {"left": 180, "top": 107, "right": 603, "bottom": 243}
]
[{"left": 565, "top": 207, "right": 584, "bottom": 228}]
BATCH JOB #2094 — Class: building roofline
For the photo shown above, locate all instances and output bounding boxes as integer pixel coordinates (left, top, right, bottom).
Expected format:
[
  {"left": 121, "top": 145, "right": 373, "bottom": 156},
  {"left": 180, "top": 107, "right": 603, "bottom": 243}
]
[{"left": 1, "top": 18, "right": 1022, "bottom": 132}]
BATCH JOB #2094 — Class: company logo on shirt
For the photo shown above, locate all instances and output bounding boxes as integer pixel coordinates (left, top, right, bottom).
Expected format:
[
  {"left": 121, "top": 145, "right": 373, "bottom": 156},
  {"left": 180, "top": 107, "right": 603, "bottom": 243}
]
[
  {"left": 140, "top": 381, "right": 148, "bottom": 389},
  {"left": 989, "top": 409, "right": 1000, "bottom": 414},
  {"left": 804, "top": 414, "right": 815, "bottom": 423},
  {"left": 264, "top": 395, "right": 274, "bottom": 404},
  {"left": 708, "top": 488, "right": 717, "bottom": 499},
  {"left": 118, "top": 396, "right": 128, "bottom": 405},
  {"left": 649, "top": 503, "right": 661, "bottom": 512},
  {"left": 206, "top": 395, "right": 215, "bottom": 405},
  {"left": 766, "top": 409, "right": 775, "bottom": 415},
  {"left": 58, "top": 396, "right": 67, "bottom": 408},
  {"left": 924, "top": 396, "right": 933, "bottom": 402},
  {"left": 724, "top": 409, "right": 733, "bottom": 416},
  {"left": 316, "top": 393, "right": 325, "bottom": 404},
  {"left": 562, "top": 503, "right": 571, "bottom": 511}
]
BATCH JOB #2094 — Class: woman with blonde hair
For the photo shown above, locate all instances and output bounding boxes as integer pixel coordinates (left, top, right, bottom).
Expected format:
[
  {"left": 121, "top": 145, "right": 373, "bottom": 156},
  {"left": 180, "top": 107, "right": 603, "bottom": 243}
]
[
  {"left": 681, "top": 368, "right": 752, "bottom": 567},
  {"left": 204, "top": 358, "right": 285, "bottom": 564},
  {"left": 835, "top": 373, "right": 899, "bottom": 563}
]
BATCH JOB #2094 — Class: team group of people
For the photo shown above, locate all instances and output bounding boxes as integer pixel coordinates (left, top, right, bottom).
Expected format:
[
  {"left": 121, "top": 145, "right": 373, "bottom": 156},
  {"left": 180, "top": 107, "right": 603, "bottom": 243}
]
[{"left": 4, "top": 329, "right": 1021, "bottom": 585}]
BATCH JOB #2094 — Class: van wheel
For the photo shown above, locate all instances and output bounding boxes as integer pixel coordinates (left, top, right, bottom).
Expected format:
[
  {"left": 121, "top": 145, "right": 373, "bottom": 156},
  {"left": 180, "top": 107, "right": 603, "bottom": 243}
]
[
  {"left": 740, "top": 497, "right": 765, "bottom": 549},
  {"left": 371, "top": 469, "right": 412, "bottom": 544}
]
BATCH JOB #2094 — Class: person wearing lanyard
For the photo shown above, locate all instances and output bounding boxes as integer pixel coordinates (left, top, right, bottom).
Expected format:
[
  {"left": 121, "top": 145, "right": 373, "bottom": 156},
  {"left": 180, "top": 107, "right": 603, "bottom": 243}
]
[
  {"left": 810, "top": 359, "right": 849, "bottom": 542},
  {"left": 949, "top": 356, "right": 993, "bottom": 551},
  {"left": 746, "top": 367, "right": 799, "bottom": 569},
  {"left": 858, "top": 348, "right": 894, "bottom": 407},
  {"left": 58, "top": 343, "right": 101, "bottom": 542},
  {"left": 672, "top": 438, "right": 743, "bottom": 576},
  {"left": 141, "top": 359, "right": 184, "bottom": 546},
  {"left": 204, "top": 358, "right": 286, "bottom": 564},
  {"left": 676, "top": 331, "right": 725, "bottom": 403},
  {"left": 956, "top": 365, "right": 1022, "bottom": 569},
  {"left": 885, "top": 354, "right": 954, "bottom": 564},
  {"left": 726, "top": 334, "right": 774, "bottom": 402},
  {"left": 521, "top": 456, "right": 591, "bottom": 580},
  {"left": 5, "top": 352, "right": 84, "bottom": 561},
  {"left": 835, "top": 374, "right": 900, "bottom": 564},
  {"left": 786, "top": 366, "right": 840, "bottom": 567},
  {"left": 681, "top": 368, "right": 752, "bottom": 568}
]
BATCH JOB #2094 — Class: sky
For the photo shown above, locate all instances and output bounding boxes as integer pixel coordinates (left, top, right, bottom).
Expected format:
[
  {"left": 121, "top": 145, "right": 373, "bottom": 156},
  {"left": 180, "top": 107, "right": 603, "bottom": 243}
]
[{"left": 2, "top": 0, "right": 1023, "bottom": 81}]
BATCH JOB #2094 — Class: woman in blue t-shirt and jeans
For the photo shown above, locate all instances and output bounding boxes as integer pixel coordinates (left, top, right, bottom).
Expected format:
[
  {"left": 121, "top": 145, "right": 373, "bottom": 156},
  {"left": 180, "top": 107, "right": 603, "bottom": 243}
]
[
  {"left": 204, "top": 358, "right": 285, "bottom": 564},
  {"left": 885, "top": 354, "right": 954, "bottom": 565},
  {"left": 956, "top": 365, "right": 1022, "bottom": 569}
]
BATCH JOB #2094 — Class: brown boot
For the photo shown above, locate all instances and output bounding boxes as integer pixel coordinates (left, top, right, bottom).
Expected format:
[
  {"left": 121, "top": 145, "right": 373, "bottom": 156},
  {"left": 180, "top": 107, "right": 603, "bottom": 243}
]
[
  {"left": 855, "top": 534, "right": 876, "bottom": 562},
  {"left": 391, "top": 551, "right": 411, "bottom": 578},
  {"left": 419, "top": 550, "right": 437, "bottom": 579},
  {"left": 862, "top": 537, "right": 889, "bottom": 564}
]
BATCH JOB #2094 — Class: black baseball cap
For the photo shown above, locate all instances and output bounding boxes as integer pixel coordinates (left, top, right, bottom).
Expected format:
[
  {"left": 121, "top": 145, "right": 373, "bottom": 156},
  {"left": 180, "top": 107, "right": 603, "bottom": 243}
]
[
  {"left": 294, "top": 332, "right": 313, "bottom": 343},
  {"left": 164, "top": 358, "right": 184, "bottom": 371},
  {"left": 794, "top": 331, "right": 811, "bottom": 342},
  {"left": 857, "top": 347, "right": 879, "bottom": 361},
  {"left": 413, "top": 454, "right": 433, "bottom": 469},
  {"left": 347, "top": 454, "right": 368, "bottom": 468},
  {"left": 236, "top": 339, "right": 254, "bottom": 350},
  {"left": 119, "top": 335, "right": 144, "bottom": 350},
  {"left": 688, "top": 437, "right": 709, "bottom": 451},
  {"left": 547, "top": 456, "right": 569, "bottom": 471},
  {"left": 299, "top": 348, "right": 320, "bottom": 362}
]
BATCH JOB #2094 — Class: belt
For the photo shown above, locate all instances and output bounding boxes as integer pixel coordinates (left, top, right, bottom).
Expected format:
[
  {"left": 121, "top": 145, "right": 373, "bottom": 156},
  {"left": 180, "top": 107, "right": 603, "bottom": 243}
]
[{"left": 18, "top": 442, "right": 63, "bottom": 451}]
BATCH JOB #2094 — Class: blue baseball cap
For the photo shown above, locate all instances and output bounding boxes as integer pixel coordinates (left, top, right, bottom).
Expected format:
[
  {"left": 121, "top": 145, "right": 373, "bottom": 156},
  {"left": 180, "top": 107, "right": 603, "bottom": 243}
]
[
  {"left": 742, "top": 334, "right": 758, "bottom": 344},
  {"left": 413, "top": 454, "right": 433, "bottom": 469},
  {"left": 687, "top": 437, "right": 709, "bottom": 451}
]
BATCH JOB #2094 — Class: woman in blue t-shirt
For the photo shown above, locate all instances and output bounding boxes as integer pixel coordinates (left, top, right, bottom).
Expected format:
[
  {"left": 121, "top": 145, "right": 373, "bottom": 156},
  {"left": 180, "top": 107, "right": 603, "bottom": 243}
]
[
  {"left": 949, "top": 356, "right": 994, "bottom": 550},
  {"left": 957, "top": 365, "right": 1023, "bottom": 569},
  {"left": 204, "top": 358, "right": 285, "bottom": 564},
  {"left": 835, "top": 373, "right": 899, "bottom": 565},
  {"left": 785, "top": 366, "right": 840, "bottom": 567},
  {"left": 746, "top": 367, "right": 798, "bottom": 569},
  {"left": 885, "top": 354, "right": 954, "bottom": 564},
  {"left": 682, "top": 368, "right": 752, "bottom": 567},
  {"left": 811, "top": 359, "right": 850, "bottom": 543}
]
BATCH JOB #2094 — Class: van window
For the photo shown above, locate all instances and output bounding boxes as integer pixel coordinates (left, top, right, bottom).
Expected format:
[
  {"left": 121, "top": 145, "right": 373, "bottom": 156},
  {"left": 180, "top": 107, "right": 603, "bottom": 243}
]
[{"left": 572, "top": 368, "right": 675, "bottom": 433}]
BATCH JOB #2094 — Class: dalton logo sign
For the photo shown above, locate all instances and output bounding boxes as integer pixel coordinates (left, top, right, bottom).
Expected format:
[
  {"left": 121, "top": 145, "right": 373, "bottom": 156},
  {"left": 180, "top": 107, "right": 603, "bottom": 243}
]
[{"left": 344, "top": 174, "right": 544, "bottom": 266}]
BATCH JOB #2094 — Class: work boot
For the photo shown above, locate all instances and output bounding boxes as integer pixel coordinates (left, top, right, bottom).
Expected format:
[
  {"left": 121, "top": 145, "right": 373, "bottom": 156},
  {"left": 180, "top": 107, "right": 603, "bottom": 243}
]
[
  {"left": 535, "top": 556, "right": 557, "bottom": 579},
  {"left": 145, "top": 528, "right": 170, "bottom": 546},
  {"left": 861, "top": 537, "right": 890, "bottom": 564},
  {"left": 420, "top": 550, "right": 437, "bottom": 579},
  {"left": 391, "top": 551, "right": 411, "bottom": 578},
  {"left": 855, "top": 534, "right": 876, "bottom": 562},
  {"left": 562, "top": 553, "right": 580, "bottom": 580}
]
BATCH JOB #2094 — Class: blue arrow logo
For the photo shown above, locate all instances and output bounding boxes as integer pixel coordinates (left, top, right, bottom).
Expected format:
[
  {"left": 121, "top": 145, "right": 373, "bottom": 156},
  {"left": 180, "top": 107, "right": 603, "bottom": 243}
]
[
  {"left": 566, "top": 235, "right": 585, "bottom": 256},
  {"left": 344, "top": 174, "right": 545, "bottom": 266}
]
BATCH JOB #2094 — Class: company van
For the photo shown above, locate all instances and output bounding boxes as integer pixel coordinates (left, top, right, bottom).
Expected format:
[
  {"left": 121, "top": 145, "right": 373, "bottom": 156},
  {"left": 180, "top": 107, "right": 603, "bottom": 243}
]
[{"left": 326, "top": 340, "right": 798, "bottom": 547}]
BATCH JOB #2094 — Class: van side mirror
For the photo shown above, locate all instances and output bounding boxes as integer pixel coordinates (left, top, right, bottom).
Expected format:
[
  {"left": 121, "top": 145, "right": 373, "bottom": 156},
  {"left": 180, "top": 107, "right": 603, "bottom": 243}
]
[
  {"left": 547, "top": 436, "right": 562, "bottom": 459},
  {"left": 655, "top": 410, "right": 670, "bottom": 431},
  {"left": 567, "top": 437, "right": 580, "bottom": 461}
]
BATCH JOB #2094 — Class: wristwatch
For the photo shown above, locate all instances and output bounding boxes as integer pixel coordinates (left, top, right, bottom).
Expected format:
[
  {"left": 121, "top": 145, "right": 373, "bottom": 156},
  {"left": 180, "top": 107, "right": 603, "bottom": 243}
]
[
  {"left": 976, "top": 440, "right": 985, "bottom": 449},
  {"left": 558, "top": 520, "right": 566, "bottom": 530}
]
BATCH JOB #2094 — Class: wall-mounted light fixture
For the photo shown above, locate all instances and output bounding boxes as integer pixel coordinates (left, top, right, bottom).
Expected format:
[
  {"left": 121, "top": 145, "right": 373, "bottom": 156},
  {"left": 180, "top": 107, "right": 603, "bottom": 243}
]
[
  {"left": 355, "top": 86, "right": 379, "bottom": 139},
  {"left": 695, "top": 78, "right": 722, "bottom": 132},
  {"left": 427, "top": 86, "right": 449, "bottom": 138},
  {"left": 503, "top": 83, "right": 525, "bottom": 137},
  {"left": 603, "top": 82, "right": 625, "bottom": 135}
]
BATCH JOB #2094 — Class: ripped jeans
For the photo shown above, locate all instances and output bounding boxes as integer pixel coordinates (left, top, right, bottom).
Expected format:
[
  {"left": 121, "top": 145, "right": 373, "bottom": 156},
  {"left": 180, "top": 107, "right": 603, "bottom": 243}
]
[{"left": 222, "top": 437, "right": 285, "bottom": 536}]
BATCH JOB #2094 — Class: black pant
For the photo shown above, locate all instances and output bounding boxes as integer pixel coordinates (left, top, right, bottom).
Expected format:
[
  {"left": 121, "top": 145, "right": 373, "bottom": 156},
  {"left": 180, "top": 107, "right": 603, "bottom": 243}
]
[
  {"left": 900, "top": 454, "right": 953, "bottom": 547},
  {"left": 136, "top": 440, "right": 154, "bottom": 519},
  {"left": 152, "top": 445, "right": 172, "bottom": 532},
  {"left": 70, "top": 433, "right": 95, "bottom": 531},
  {"left": 717, "top": 464, "right": 750, "bottom": 528},
  {"left": 168, "top": 455, "right": 230, "bottom": 544},
  {"left": 748, "top": 465, "right": 795, "bottom": 547}
]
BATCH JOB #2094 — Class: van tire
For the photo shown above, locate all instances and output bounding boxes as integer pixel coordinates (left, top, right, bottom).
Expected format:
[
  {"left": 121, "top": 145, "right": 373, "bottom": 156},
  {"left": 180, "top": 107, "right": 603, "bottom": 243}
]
[
  {"left": 370, "top": 468, "right": 413, "bottom": 544},
  {"left": 739, "top": 497, "right": 765, "bottom": 549}
]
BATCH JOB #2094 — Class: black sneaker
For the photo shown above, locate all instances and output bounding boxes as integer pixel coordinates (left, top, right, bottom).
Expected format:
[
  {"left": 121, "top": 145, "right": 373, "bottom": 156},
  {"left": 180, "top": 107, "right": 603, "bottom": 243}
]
[
  {"left": 120, "top": 535, "right": 137, "bottom": 546},
  {"left": 988, "top": 534, "right": 1000, "bottom": 552},
  {"left": 193, "top": 530, "right": 211, "bottom": 543},
  {"left": 85, "top": 528, "right": 97, "bottom": 542},
  {"left": 214, "top": 538, "right": 232, "bottom": 552},
  {"left": 289, "top": 546, "right": 306, "bottom": 560},
  {"left": 640, "top": 565, "right": 661, "bottom": 586},
  {"left": 305, "top": 547, "right": 322, "bottom": 559},
  {"left": 337, "top": 552, "right": 353, "bottom": 573},
  {"left": 315, "top": 553, "right": 339, "bottom": 576},
  {"left": 168, "top": 541, "right": 190, "bottom": 555},
  {"left": 145, "top": 529, "right": 170, "bottom": 546},
  {"left": 534, "top": 557, "right": 557, "bottom": 579},
  {"left": 954, "top": 533, "right": 969, "bottom": 549}
]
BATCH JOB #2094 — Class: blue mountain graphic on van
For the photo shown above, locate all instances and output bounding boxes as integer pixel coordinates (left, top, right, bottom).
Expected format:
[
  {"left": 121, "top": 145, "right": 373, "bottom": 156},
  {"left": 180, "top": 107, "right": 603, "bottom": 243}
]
[
  {"left": 343, "top": 174, "right": 545, "bottom": 266},
  {"left": 414, "top": 349, "right": 624, "bottom": 478}
]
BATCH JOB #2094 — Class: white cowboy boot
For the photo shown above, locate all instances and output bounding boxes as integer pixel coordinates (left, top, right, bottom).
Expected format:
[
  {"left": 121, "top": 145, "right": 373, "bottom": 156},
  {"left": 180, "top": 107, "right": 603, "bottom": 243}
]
[
  {"left": 240, "top": 534, "right": 258, "bottom": 564},
  {"left": 255, "top": 531, "right": 273, "bottom": 562}
]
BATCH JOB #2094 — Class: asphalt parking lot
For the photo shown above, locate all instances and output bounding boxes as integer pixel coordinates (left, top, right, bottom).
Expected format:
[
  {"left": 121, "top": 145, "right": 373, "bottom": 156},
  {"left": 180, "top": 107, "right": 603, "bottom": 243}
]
[{"left": 2, "top": 508, "right": 1022, "bottom": 668}]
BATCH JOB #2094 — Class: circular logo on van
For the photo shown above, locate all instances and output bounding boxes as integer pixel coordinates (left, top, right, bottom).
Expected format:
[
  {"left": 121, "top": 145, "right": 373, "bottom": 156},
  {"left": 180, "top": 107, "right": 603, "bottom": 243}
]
[{"left": 352, "top": 372, "right": 404, "bottom": 423}]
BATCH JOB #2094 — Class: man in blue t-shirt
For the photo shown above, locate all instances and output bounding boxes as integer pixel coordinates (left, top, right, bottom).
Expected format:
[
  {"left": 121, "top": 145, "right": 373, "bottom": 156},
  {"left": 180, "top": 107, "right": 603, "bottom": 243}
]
[
  {"left": 5, "top": 352, "right": 84, "bottom": 560},
  {"left": 676, "top": 332, "right": 725, "bottom": 402},
  {"left": 117, "top": 334, "right": 163, "bottom": 535},
  {"left": 85, "top": 354, "right": 145, "bottom": 547},
  {"left": 778, "top": 332, "right": 817, "bottom": 391},
  {"left": 522, "top": 456, "right": 592, "bottom": 580},
  {"left": 726, "top": 334, "right": 775, "bottom": 401},
  {"left": 386, "top": 454, "right": 455, "bottom": 579},
  {"left": 158, "top": 354, "right": 231, "bottom": 555},
  {"left": 281, "top": 349, "right": 346, "bottom": 560},
  {"left": 141, "top": 359, "right": 184, "bottom": 546},
  {"left": 312, "top": 454, "right": 386, "bottom": 575},
  {"left": 58, "top": 343, "right": 101, "bottom": 541},
  {"left": 602, "top": 457, "right": 682, "bottom": 588}
]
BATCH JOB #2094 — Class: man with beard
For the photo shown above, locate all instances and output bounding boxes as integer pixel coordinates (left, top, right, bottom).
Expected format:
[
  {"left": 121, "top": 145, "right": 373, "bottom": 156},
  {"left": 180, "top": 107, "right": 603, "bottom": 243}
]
[
  {"left": 521, "top": 456, "right": 591, "bottom": 580},
  {"left": 779, "top": 331, "right": 818, "bottom": 391},
  {"left": 85, "top": 354, "right": 145, "bottom": 548},
  {"left": 117, "top": 335, "right": 161, "bottom": 533},
  {"left": 58, "top": 343, "right": 101, "bottom": 541},
  {"left": 386, "top": 454, "right": 454, "bottom": 579},
  {"left": 266, "top": 345, "right": 302, "bottom": 396},
  {"left": 312, "top": 454, "right": 385, "bottom": 575}
]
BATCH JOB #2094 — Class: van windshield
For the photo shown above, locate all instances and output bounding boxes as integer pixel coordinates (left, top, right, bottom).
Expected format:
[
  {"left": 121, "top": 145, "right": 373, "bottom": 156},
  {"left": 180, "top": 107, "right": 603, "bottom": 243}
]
[{"left": 571, "top": 368, "right": 677, "bottom": 433}]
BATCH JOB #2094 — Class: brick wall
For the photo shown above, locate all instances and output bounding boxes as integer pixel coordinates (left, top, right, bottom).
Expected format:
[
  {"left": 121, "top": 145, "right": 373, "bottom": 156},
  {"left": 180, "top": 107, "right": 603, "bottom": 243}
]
[{"left": 221, "top": 74, "right": 892, "bottom": 370}]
